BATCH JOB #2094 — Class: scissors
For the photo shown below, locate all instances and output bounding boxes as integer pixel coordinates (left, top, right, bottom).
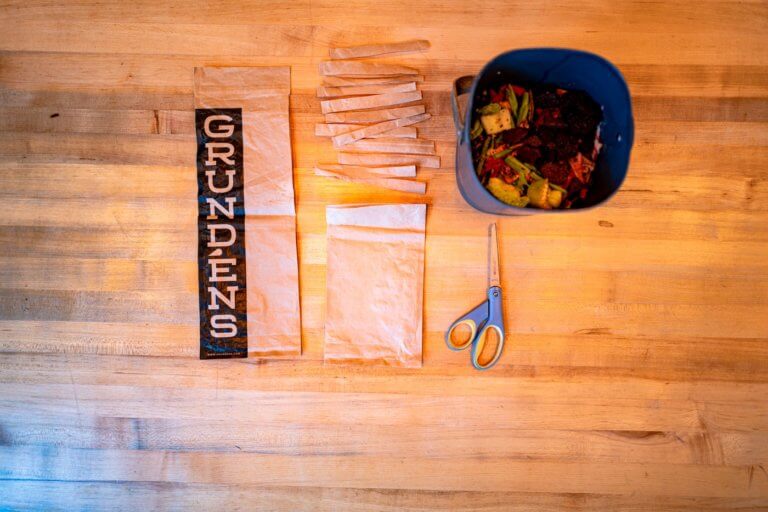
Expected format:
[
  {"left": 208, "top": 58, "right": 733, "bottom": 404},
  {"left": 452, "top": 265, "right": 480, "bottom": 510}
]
[{"left": 445, "top": 223, "right": 505, "bottom": 370}]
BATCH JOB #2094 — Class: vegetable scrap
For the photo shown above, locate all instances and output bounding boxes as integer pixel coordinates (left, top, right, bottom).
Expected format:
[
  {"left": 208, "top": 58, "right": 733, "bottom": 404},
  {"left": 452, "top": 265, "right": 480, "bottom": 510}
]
[{"left": 471, "top": 83, "right": 602, "bottom": 209}]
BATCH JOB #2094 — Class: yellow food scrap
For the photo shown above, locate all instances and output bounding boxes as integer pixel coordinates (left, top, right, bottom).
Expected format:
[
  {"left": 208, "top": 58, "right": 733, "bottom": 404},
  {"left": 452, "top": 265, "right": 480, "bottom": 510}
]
[
  {"left": 481, "top": 108, "right": 513, "bottom": 135},
  {"left": 547, "top": 188, "right": 563, "bottom": 208},
  {"left": 527, "top": 179, "right": 550, "bottom": 209},
  {"left": 487, "top": 178, "right": 529, "bottom": 207}
]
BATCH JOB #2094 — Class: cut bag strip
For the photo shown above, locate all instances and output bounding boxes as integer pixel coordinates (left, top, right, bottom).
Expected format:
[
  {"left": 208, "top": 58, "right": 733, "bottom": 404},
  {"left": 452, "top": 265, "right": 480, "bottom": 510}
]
[
  {"left": 319, "top": 60, "right": 419, "bottom": 77},
  {"left": 315, "top": 168, "right": 426, "bottom": 195},
  {"left": 317, "top": 82, "right": 416, "bottom": 98},
  {"left": 315, "top": 123, "right": 416, "bottom": 138},
  {"left": 320, "top": 90, "right": 422, "bottom": 114},
  {"left": 324, "top": 204, "right": 426, "bottom": 367},
  {"left": 345, "top": 137, "right": 436, "bottom": 155},
  {"left": 332, "top": 113, "right": 430, "bottom": 147},
  {"left": 194, "top": 66, "right": 301, "bottom": 358},
  {"left": 322, "top": 75, "right": 424, "bottom": 87},
  {"left": 338, "top": 152, "right": 440, "bottom": 169},
  {"left": 325, "top": 104, "right": 426, "bottom": 124},
  {"left": 315, "top": 164, "right": 417, "bottom": 178},
  {"left": 329, "top": 40, "right": 430, "bottom": 59}
]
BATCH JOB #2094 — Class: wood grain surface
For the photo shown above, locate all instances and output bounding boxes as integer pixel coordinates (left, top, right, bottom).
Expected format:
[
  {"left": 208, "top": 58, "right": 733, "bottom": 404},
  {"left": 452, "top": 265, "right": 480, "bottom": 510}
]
[{"left": 1, "top": 1, "right": 768, "bottom": 510}]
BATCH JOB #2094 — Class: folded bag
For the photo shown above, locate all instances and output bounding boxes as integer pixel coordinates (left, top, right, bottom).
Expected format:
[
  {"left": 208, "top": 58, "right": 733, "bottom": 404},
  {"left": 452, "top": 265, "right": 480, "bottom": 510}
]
[
  {"left": 324, "top": 204, "right": 426, "bottom": 367},
  {"left": 194, "top": 67, "right": 301, "bottom": 358}
]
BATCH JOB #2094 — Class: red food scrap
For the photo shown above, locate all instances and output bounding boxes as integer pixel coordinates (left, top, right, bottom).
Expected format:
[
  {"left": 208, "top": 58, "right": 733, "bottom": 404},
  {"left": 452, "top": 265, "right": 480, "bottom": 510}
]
[
  {"left": 490, "top": 89, "right": 505, "bottom": 103},
  {"left": 502, "top": 172, "right": 518, "bottom": 185},
  {"left": 483, "top": 156, "right": 509, "bottom": 178},
  {"left": 534, "top": 107, "right": 565, "bottom": 128},
  {"left": 568, "top": 153, "right": 595, "bottom": 183},
  {"left": 540, "top": 161, "right": 571, "bottom": 186},
  {"left": 501, "top": 127, "right": 528, "bottom": 145},
  {"left": 515, "top": 145, "right": 541, "bottom": 165}
]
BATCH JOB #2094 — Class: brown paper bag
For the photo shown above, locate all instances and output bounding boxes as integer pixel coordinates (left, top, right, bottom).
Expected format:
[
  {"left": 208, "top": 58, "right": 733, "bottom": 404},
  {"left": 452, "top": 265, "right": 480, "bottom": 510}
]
[
  {"left": 324, "top": 204, "right": 426, "bottom": 367},
  {"left": 194, "top": 67, "right": 301, "bottom": 358}
]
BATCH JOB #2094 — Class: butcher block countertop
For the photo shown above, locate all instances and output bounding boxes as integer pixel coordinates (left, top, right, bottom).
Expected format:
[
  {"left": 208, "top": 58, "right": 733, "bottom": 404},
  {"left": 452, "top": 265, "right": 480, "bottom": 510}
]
[{"left": 1, "top": 1, "right": 768, "bottom": 510}]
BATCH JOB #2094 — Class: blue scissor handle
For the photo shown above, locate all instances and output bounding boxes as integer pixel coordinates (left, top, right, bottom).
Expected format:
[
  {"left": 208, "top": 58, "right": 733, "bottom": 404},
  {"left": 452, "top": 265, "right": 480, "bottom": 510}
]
[
  {"left": 470, "top": 286, "right": 505, "bottom": 370},
  {"left": 445, "top": 300, "right": 489, "bottom": 351},
  {"left": 445, "top": 286, "right": 505, "bottom": 370}
]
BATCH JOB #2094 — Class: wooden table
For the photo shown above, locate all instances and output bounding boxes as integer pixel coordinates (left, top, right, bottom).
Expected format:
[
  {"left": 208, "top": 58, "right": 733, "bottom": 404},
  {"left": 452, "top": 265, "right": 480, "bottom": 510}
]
[{"left": 1, "top": 1, "right": 767, "bottom": 510}]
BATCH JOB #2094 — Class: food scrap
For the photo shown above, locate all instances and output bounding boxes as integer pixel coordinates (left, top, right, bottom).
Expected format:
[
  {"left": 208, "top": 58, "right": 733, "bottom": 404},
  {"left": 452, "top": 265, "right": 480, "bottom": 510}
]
[{"left": 471, "top": 83, "right": 602, "bottom": 209}]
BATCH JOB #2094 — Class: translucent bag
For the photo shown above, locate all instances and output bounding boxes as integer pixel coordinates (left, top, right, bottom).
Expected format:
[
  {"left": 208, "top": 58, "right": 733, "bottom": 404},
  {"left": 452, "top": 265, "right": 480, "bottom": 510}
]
[
  {"left": 324, "top": 204, "right": 426, "bottom": 367},
  {"left": 194, "top": 67, "right": 301, "bottom": 358}
]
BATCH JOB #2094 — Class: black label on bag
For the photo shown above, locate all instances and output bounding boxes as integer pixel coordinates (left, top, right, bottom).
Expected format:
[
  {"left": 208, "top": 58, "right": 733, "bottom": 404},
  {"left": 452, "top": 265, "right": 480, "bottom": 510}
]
[{"left": 196, "top": 108, "right": 248, "bottom": 359}]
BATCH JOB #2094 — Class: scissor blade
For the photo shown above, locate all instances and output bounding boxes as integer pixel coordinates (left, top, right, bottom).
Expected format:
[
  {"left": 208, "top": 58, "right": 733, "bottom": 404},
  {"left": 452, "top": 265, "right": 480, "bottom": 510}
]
[{"left": 488, "top": 223, "right": 501, "bottom": 288}]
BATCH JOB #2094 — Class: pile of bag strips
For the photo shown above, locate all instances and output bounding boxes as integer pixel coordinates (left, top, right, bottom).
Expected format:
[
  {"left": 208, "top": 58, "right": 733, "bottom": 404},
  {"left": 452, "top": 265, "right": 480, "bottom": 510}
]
[{"left": 314, "top": 40, "right": 437, "bottom": 194}]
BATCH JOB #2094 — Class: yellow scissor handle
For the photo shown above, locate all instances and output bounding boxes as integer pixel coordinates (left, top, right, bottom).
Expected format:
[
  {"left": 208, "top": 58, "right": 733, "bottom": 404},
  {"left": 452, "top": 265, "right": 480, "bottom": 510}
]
[
  {"left": 471, "top": 323, "right": 504, "bottom": 370},
  {"left": 446, "top": 318, "right": 477, "bottom": 350},
  {"left": 446, "top": 299, "right": 489, "bottom": 352}
]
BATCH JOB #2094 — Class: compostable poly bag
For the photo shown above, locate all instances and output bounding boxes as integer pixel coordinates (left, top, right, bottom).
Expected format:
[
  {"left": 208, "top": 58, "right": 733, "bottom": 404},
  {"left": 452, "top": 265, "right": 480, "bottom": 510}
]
[
  {"left": 324, "top": 204, "right": 426, "bottom": 367},
  {"left": 194, "top": 66, "right": 300, "bottom": 359}
]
